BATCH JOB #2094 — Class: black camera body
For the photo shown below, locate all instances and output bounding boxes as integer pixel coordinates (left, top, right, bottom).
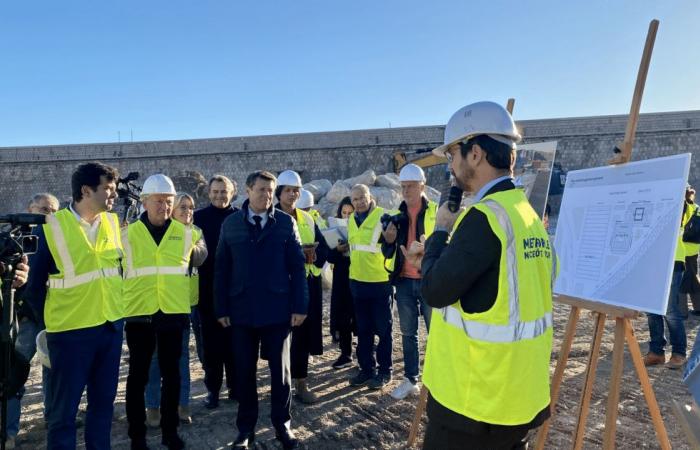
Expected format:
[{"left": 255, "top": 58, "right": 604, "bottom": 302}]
[
  {"left": 0, "top": 214, "right": 45, "bottom": 263},
  {"left": 380, "top": 212, "right": 406, "bottom": 231},
  {"left": 116, "top": 171, "right": 142, "bottom": 224}
]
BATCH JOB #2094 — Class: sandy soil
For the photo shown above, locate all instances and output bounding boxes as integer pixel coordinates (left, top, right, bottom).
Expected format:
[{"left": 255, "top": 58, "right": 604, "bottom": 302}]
[{"left": 9, "top": 293, "right": 699, "bottom": 449}]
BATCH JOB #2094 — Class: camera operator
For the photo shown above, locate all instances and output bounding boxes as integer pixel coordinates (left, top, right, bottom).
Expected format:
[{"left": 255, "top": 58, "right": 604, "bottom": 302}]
[
  {"left": 380, "top": 164, "right": 437, "bottom": 400},
  {"left": 24, "top": 162, "right": 124, "bottom": 449},
  {"left": 3, "top": 193, "right": 57, "bottom": 449},
  {"left": 0, "top": 256, "right": 29, "bottom": 289}
]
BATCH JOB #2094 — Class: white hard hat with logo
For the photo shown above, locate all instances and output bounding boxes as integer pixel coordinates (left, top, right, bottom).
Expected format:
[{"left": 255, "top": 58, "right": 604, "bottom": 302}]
[
  {"left": 277, "top": 170, "right": 303, "bottom": 188},
  {"left": 433, "top": 101, "right": 521, "bottom": 157},
  {"left": 140, "top": 174, "right": 176, "bottom": 197},
  {"left": 297, "top": 189, "right": 315, "bottom": 209},
  {"left": 36, "top": 330, "right": 51, "bottom": 368},
  {"left": 399, "top": 163, "right": 427, "bottom": 183}
]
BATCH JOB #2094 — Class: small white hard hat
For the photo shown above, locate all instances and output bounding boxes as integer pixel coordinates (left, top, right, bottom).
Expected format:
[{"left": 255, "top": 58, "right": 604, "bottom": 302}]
[
  {"left": 36, "top": 330, "right": 51, "bottom": 369},
  {"left": 399, "top": 163, "right": 426, "bottom": 183},
  {"left": 297, "top": 189, "right": 315, "bottom": 209},
  {"left": 433, "top": 101, "right": 521, "bottom": 157},
  {"left": 277, "top": 170, "right": 303, "bottom": 188},
  {"left": 141, "top": 174, "right": 176, "bottom": 197}
]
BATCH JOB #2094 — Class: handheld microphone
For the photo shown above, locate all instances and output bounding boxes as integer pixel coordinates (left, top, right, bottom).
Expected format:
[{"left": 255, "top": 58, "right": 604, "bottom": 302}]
[{"left": 447, "top": 186, "right": 464, "bottom": 213}]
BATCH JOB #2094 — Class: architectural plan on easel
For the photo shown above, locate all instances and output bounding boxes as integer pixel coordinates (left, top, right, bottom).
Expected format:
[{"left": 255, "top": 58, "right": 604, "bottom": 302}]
[{"left": 554, "top": 153, "right": 690, "bottom": 315}]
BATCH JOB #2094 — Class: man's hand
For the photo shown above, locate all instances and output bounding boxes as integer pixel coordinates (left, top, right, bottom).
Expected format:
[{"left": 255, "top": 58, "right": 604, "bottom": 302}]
[
  {"left": 218, "top": 316, "right": 231, "bottom": 328},
  {"left": 400, "top": 235, "right": 426, "bottom": 270},
  {"left": 291, "top": 313, "right": 307, "bottom": 327},
  {"left": 12, "top": 255, "right": 29, "bottom": 288},
  {"left": 381, "top": 222, "right": 397, "bottom": 244},
  {"left": 436, "top": 202, "right": 465, "bottom": 231},
  {"left": 336, "top": 242, "right": 349, "bottom": 253}
]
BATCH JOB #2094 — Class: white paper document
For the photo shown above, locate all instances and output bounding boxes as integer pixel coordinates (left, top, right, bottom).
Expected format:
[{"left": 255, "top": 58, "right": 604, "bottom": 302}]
[
  {"left": 321, "top": 227, "right": 347, "bottom": 247},
  {"left": 554, "top": 153, "right": 690, "bottom": 315}
]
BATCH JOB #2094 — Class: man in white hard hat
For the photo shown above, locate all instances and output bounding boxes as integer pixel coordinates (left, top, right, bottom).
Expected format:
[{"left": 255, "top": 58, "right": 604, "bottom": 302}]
[
  {"left": 275, "top": 171, "right": 329, "bottom": 405},
  {"left": 297, "top": 189, "right": 327, "bottom": 229},
  {"left": 402, "top": 101, "right": 556, "bottom": 449},
  {"left": 122, "top": 173, "right": 201, "bottom": 450},
  {"left": 381, "top": 163, "right": 437, "bottom": 400},
  {"left": 24, "top": 162, "right": 124, "bottom": 449}
]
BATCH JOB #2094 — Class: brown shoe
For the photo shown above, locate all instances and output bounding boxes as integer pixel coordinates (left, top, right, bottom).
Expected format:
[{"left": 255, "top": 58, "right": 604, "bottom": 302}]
[
  {"left": 643, "top": 352, "right": 665, "bottom": 366},
  {"left": 294, "top": 378, "right": 319, "bottom": 404},
  {"left": 666, "top": 354, "right": 686, "bottom": 370}
]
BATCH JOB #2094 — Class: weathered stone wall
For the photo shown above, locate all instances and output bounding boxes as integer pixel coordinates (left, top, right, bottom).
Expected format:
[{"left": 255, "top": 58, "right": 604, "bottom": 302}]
[{"left": 1, "top": 110, "right": 699, "bottom": 214}]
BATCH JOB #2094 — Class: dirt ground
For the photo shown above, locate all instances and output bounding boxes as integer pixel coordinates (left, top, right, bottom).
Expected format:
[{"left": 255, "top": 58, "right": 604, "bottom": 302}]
[{"left": 10, "top": 292, "right": 700, "bottom": 449}]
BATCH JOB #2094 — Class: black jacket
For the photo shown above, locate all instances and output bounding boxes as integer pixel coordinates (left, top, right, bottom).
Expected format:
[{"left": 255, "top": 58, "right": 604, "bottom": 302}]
[
  {"left": 421, "top": 178, "right": 549, "bottom": 430},
  {"left": 381, "top": 196, "right": 433, "bottom": 284},
  {"left": 193, "top": 204, "right": 238, "bottom": 313},
  {"left": 214, "top": 200, "right": 308, "bottom": 327}
]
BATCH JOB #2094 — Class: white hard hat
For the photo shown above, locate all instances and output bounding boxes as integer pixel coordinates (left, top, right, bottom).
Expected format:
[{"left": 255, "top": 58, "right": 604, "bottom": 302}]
[
  {"left": 277, "top": 170, "right": 302, "bottom": 188},
  {"left": 297, "top": 189, "right": 315, "bottom": 209},
  {"left": 141, "top": 174, "right": 176, "bottom": 197},
  {"left": 399, "top": 163, "right": 426, "bottom": 183},
  {"left": 433, "top": 101, "right": 521, "bottom": 157},
  {"left": 36, "top": 330, "right": 51, "bottom": 369}
]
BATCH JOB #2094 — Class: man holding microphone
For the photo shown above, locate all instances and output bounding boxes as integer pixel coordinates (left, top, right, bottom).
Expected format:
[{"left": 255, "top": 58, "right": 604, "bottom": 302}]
[{"left": 402, "top": 101, "right": 557, "bottom": 449}]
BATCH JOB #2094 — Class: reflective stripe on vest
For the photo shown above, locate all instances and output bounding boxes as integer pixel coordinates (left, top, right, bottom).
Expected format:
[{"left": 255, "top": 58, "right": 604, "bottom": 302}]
[
  {"left": 123, "top": 225, "right": 193, "bottom": 279},
  {"left": 349, "top": 219, "right": 383, "bottom": 253},
  {"left": 439, "top": 199, "right": 556, "bottom": 343}
]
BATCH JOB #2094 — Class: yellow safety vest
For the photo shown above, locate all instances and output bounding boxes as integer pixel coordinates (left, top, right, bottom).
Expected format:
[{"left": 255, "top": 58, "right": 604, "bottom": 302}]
[
  {"left": 676, "top": 227, "right": 686, "bottom": 263},
  {"left": 308, "top": 209, "right": 328, "bottom": 229},
  {"left": 423, "top": 189, "right": 556, "bottom": 426},
  {"left": 294, "top": 209, "right": 322, "bottom": 277},
  {"left": 421, "top": 200, "right": 438, "bottom": 238},
  {"left": 348, "top": 206, "right": 393, "bottom": 282},
  {"left": 43, "top": 209, "right": 124, "bottom": 332},
  {"left": 189, "top": 224, "right": 203, "bottom": 306},
  {"left": 122, "top": 220, "right": 198, "bottom": 316},
  {"left": 682, "top": 203, "right": 699, "bottom": 257}
]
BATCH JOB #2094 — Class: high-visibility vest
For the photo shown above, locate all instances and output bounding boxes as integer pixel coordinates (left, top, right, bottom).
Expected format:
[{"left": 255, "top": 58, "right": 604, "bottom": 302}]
[
  {"left": 423, "top": 189, "right": 556, "bottom": 426},
  {"left": 422, "top": 200, "right": 438, "bottom": 237},
  {"left": 348, "top": 206, "right": 393, "bottom": 282},
  {"left": 189, "top": 224, "right": 203, "bottom": 307},
  {"left": 294, "top": 209, "right": 322, "bottom": 277},
  {"left": 308, "top": 209, "right": 328, "bottom": 229},
  {"left": 43, "top": 209, "right": 124, "bottom": 332},
  {"left": 676, "top": 227, "right": 687, "bottom": 264},
  {"left": 682, "top": 203, "right": 700, "bottom": 257},
  {"left": 122, "top": 220, "right": 198, "bottom": 316}
]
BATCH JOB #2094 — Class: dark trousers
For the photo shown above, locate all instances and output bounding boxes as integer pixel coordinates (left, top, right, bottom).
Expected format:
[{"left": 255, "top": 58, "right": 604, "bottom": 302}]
[
  {"left": 232, "top": 322, "right": 292, "bottom": 433},
  {"left": 290, "top": 275, "right": 323, "bottom": 379},
  {"left": 339, "top": 328, "right": 352, "bottom": 357},
  {"left": 350, "top": 281, "right": 393, "bottom": 376},
  {"left": 200, "top": 306, "right": 235, "bottom": 396},
  {"left": 46, "top": 321, "right": 123, "bottom": 450},
  {"left": 423, "top": 420, "right": 528, "bottom": 449},
  {"left": 125, "top": 320, "right": 185, "bottom": 440}
]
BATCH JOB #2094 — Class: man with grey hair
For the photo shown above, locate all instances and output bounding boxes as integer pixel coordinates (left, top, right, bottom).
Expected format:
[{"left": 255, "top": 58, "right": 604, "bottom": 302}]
[
  {"left": 193, "top": 174, "right": 239, "bottom": 408},
  {"left": 346, "top": 184, "right": 394, "bottom": 390},
  {"left": 28, "top": 193, "right": 59, "bottom": 215}
]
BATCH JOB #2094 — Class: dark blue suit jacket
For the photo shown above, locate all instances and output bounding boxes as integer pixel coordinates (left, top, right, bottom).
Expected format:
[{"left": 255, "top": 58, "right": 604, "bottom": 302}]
[{"left": 214, "top": 200, "right": 309, "bottom": 327}]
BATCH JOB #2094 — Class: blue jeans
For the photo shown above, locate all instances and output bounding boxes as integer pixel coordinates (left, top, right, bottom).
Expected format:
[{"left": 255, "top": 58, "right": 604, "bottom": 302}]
[
  {"left": 145, "top": 327, "right": 191, "bottom": 407},
  {"left": 46, "top": 321, "right": 123, "bottom": 450},
  {"left": 190, "top": 307, "right": 204, "bottom": 365},
  {"left": 647, "top": 269, "right": 687, "bottom": 356},
  {"left": 350, "top": 281, "right": 393, "bottom": 376},
  {"left": 395, "top": 277, "right": 431, "bottom": 383}
]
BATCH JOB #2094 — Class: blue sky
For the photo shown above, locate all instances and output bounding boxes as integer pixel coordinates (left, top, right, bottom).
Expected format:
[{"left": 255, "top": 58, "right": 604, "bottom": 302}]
[{"left": 1, "top": 1, "right": 698, "bottom": 147}]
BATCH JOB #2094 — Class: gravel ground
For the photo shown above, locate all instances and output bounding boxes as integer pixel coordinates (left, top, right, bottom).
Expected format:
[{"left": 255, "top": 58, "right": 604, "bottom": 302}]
[{"left": 9, "top": 292, "right": 699, "bottom": 449}]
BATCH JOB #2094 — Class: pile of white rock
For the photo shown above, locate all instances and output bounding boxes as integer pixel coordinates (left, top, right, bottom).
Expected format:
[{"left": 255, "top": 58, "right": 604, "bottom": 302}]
[{"left": 233, "top": 169, "right": 441, "bottom": 217}]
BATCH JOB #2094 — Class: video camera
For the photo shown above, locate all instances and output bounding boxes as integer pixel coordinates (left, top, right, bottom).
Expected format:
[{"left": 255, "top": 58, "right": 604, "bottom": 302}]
[
  {"left": 116, "top": 171, "right": 142, "bottom": 224},
  {"left": 380, "top": 212, "right": 406, "bottom": 231},
  {"left": 0, "top": 213, "right": 44, "bottom": 449}
]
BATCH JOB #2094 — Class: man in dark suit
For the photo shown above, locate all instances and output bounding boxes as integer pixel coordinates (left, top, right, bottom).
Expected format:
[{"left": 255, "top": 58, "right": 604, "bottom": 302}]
[{"left": 214, "top": 170, "right": 308, "bottom": 450}]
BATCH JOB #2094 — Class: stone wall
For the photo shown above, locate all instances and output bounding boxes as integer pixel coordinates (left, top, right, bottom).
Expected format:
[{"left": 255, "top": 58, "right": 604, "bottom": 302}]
[{"left": 1, "top": 110, "right": 699, "bottom": 214}]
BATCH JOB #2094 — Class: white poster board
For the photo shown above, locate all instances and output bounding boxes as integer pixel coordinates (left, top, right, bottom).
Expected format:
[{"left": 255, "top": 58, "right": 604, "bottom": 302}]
[
  {"left": 553, "top": 153, "right": 690, "bottom": 315},
  {"left": 514, "top": 141, "right": 558, "bottom": 218}
]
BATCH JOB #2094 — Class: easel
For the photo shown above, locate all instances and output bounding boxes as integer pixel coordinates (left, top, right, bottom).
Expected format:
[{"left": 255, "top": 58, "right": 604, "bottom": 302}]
[
  {"left": 534, "top": 19, "right": 669, "bottom": 450},
  {"left": 405, "top": 97, "right": 517, "bottom": 448}
]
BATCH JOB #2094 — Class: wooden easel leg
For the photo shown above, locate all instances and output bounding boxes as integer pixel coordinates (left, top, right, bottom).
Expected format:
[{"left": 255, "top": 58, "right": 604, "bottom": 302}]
[
  {"left": 624, "top": 319, "right": 672, "bottom": 450},
  {"left": 602, "top": 318, "right": 626, "bottom": 449},
  {"left": 407, "top": 384, "right": 428, "bottom": 448},
  {"left": 572, "top": 312, "right": 606, "bottom": 450},
  {"left": 535, "top": 306, "right": 581, "bottom": 450}
]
